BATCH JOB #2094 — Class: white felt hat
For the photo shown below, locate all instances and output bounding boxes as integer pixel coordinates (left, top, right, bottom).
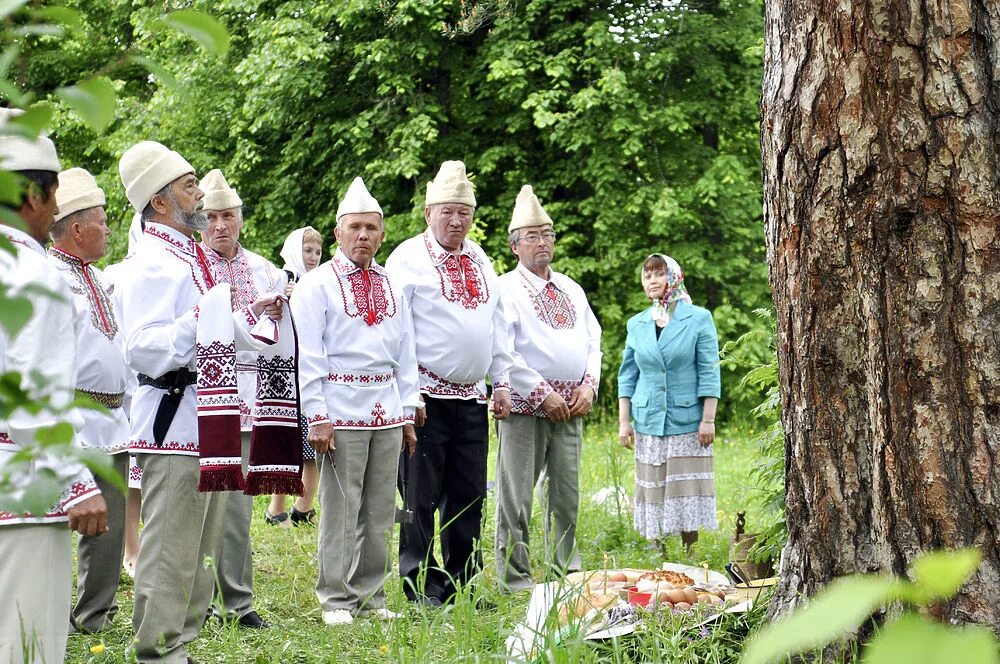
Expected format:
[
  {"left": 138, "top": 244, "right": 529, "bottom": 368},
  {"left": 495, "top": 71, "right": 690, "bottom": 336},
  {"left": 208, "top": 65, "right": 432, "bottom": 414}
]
[
  {"left": 199, "top": 168, "right": 242, "bottom": 211},
  {"left": 54, "top": 168, "right": 106, "bottom": 222},
  {"left": 425, "top": 160, "right": 476, "bottom": 208},
  {"left": 118, "top": 140, "right": 194, "bottom": 212},
  {"left": 0, "top": 108, "right": 61, "bottom": 173},
  {"left": 508, "top": 185, "right": 553, "bottom": 233},
  {"left": 337, "top": 176, "right": 382, "bottom": 220}
]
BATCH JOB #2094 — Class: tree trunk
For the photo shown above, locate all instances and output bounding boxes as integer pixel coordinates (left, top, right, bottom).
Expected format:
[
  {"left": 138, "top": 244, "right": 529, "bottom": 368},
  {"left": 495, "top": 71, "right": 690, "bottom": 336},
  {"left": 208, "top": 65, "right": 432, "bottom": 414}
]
[{"left": 762, "top": 0, "right": 1000, "bottom": 631}]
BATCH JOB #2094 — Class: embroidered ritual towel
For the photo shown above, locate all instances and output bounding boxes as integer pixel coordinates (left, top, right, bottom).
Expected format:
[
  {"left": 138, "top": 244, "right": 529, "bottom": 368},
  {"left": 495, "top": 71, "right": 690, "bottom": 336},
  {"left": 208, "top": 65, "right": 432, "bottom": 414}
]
[
  {"left": 195, "top": 284, "right": 245, "bottom": 491},
  {"left": 245, "top": 300, "right": 303, "bottom": 496}
]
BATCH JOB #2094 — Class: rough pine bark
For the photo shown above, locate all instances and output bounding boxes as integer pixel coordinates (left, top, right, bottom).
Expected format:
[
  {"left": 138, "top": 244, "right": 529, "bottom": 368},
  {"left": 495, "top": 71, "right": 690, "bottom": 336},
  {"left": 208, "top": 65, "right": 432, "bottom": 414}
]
[{"left": 762, "top": 0, "right": 1000, "bottom": 630}]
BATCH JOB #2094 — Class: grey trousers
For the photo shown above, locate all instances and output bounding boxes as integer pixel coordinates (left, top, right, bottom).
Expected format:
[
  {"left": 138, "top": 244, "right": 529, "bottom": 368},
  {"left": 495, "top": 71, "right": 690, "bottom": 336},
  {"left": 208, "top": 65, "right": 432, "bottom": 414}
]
[
  {"left": 0, "top": 524, "right": 71, "bottom": 664},
  {"left": 495, "top": 414, "right": 583, "bottom": 592},
  {"left": 316, "top": 427, "right": 401, "bottom": 613},
  {"left": 73, "top": 452, "right": 128, "bottom": 632},
  {"left": 215, "top": 432, "right": 254, "bottom": 618},
  {"left": 131, "top": 454, "right": 225, "bottom": 664}
]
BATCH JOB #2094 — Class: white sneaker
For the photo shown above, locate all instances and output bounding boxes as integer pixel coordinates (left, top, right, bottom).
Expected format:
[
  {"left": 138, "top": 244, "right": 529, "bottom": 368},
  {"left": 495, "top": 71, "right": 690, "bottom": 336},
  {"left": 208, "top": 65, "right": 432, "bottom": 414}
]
[
  {"left": 322, "top": 609, "right": 354, "bottom": 626},
  {"left": 368, "top": 608, "right": 401, "bottom": 620}
]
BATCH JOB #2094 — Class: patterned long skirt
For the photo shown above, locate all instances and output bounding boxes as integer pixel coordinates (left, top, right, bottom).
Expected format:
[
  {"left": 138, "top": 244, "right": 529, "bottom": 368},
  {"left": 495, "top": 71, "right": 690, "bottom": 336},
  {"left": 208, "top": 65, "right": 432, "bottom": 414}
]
[{"left": 633, "top": 431, "right": 717, "bottom": 538}]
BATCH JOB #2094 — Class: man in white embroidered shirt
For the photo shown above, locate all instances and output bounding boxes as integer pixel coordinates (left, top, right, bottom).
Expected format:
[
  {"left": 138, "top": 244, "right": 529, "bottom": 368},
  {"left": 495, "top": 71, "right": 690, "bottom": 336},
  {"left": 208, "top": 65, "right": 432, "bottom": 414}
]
[
  {"left": 198, "top": 168, "right": 285, "bottom": 630},
  {"left": 0, "top": 109, "right": 107, "bottom": 664},
  {"left": 116, "top": 141, "right": 282, "bottom": 664},
  {"left": 294, "top": 177, "right": 419, "bottom": 626},
  {"left": 495, "top": 185, "right": 602, "bottom": 592},
  {"left": 48, "top": 168, "right": 134, "bottom": 632},
  {"left": 386, "top": 161, "right": 514, "bottom": 606}
]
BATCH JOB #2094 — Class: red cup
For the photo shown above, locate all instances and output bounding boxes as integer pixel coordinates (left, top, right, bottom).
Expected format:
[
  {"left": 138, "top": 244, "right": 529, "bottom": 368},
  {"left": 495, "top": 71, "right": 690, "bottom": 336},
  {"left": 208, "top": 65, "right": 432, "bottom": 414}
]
[{"left": 627, "top": 586, "right": 652, "bottom": 607}]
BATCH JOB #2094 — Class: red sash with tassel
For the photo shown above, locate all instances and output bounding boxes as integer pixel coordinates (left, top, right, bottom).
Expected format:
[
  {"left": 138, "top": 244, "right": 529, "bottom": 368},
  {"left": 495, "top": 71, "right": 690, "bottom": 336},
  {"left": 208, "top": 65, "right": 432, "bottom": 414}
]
[{"left": 195, "top": 285, "right": 245, "bottom": 492}]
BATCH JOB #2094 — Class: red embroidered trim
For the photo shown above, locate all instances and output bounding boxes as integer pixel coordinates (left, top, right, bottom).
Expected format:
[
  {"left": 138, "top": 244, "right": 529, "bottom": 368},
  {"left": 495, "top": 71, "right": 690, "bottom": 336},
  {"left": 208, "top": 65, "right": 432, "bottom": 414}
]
[
  {"left": 165, "top": 247, "right": 209, "bottom": 295},
  {"left": 511, "top": 378, "right": 588, "bottom": 416},
  {"left": 332, "top": 256, "right": 397, "bottom": 326},
  {"left": 423, "top": 232, "right": 489, "bottom": 310},
  {"left": 130, "top": 439, "right": 199, "bottom": 453},
  {"left": 145, "top": 225, "right": 194, "bottom": 253},
  {"left": 327, "top": 371, "right": 395, "bottom": 385},
  {"left": 308, "top": 414, "right": 330, "bottom": 425},
  {"left": 418, "top": 365, "right": 486, "bottom": 400},
  {"left": 329, "top": 403, "right": 405, "bottom": 429},
  {"left": 50, "top": 248, "right": 120, "bottom": 340},
  {"left": 202, "top": 246, "right": 260, "bottom": 310},
  {"left": 519, "top": 271, "right": 577, "bottom": 330}
]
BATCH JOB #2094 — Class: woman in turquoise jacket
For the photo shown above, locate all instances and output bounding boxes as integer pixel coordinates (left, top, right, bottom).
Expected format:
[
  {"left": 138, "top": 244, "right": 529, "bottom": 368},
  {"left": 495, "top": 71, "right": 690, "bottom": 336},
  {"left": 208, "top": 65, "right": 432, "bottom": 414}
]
[{"left": 617, "top": 254, "right": 721, "bottom": 551}]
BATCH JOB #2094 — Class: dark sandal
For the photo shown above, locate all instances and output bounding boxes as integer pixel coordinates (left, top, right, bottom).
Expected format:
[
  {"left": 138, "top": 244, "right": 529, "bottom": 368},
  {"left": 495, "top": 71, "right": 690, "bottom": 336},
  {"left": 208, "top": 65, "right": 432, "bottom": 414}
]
[
  {"left": 264, "top": 510, "right": 289, "bottom": 526},
  {"left": 290, "top": 506, "right": 316, "bottom": 526}
]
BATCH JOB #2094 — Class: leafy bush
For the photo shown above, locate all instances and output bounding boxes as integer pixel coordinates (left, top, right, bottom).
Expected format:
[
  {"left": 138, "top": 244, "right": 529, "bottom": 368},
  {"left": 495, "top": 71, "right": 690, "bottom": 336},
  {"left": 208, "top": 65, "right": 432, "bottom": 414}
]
[{"left": 742, "top": 549, "right": 999, "bottom": 664}]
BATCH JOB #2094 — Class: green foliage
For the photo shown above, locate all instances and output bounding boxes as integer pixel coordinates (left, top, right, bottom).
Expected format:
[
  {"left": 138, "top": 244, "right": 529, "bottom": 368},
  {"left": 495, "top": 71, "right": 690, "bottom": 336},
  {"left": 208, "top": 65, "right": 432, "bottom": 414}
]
[
  {"left": 0, "top": 0, "right": 227, "bottom": 515},
  {"left": 32, "top": 0, "right": 768, "bottom": 422},
  {"left": 741, "top": 548, "right": 999, "bottom": 664},
  {"left": 721, "top": 308, "right": 785, "bottom": 560}
]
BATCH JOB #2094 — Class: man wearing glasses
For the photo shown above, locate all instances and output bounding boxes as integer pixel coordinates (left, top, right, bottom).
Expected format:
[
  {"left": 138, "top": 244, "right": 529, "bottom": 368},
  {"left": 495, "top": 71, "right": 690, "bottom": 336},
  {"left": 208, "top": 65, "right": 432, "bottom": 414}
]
[{"left": 494, "top": 185, "right": 602, "bottom": 593}]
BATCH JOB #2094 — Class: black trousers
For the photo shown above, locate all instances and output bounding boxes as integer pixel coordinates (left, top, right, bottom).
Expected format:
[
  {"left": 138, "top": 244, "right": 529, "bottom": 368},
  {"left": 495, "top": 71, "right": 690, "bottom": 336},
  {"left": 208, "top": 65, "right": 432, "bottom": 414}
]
[{"left": 398, "top": 396, "right": 488, "bottom": 601}]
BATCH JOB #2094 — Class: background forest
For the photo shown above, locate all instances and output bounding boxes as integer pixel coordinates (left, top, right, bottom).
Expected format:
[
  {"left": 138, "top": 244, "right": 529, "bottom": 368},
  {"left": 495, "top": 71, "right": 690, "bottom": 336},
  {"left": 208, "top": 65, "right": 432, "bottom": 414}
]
[{"left": 20, "top": 0, "right": 769, "bottom": 415}]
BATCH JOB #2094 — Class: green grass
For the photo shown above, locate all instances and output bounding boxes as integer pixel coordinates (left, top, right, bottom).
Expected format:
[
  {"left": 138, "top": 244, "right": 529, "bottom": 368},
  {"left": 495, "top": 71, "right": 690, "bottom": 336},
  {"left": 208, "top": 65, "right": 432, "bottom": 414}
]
[{"left": 67, "top": 421, "right": 773, "bottom": 663}]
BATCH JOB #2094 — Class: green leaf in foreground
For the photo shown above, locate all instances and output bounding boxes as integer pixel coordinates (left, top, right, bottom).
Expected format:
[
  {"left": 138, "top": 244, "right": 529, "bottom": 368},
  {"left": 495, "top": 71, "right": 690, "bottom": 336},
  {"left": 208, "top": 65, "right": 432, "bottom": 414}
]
[
  {"left": 130, "top": 56, "right": 180, "bottom": 91},
  {"left": 36, "top": 6, "right": 82, "bottom": 29},
  {"left": 0, "top": 0, "right": 28, "bottom": 20},
  {"left": 862, "top": 613, "right": 999, "bottom": 664},
  {"left": 903, "top": 548, "right": 981, "bottom": 604},
  {"left": 0, "top": 293, "right": 32, "bottom": 337},
  {"left": 157, "top": 10, "right": 230, "bottom": 57},
  {"left": 741, "top": 576, "right": 900, "bottom": 664},
  {"left": 56, "top": 77, "right": 116, "bottom": 133}
]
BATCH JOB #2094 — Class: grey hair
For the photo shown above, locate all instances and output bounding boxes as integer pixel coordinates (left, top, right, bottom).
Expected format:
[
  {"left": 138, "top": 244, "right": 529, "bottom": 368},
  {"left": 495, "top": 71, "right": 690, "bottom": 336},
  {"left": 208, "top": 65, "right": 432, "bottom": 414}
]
[
  {"left": 508, "top": 229, "right": 521, "bottom": 246},
  {"left": 140, "top": 182, "right": 174, "bottom": 223},
  {"left": 49, "top": 208, "right": 94, "bottom": 240}
]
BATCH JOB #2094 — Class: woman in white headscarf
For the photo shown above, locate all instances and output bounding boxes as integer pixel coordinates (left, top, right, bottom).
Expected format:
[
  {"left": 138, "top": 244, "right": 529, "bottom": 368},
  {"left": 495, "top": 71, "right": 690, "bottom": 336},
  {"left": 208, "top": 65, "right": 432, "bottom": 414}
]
[
  {"left": 617, "top": 254, "right": 722, "bottom": 553},
  {"left": 266, "top": 226, "right": 324, "bottom": 528}
]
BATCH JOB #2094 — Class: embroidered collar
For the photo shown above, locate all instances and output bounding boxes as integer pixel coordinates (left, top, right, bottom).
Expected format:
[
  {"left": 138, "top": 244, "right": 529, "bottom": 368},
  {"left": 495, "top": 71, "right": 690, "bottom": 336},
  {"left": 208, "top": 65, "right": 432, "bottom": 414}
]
[
  {"left": 201, "top": 242, "right": 246, "bottom": 266},
  {"left": 1, "top": 226, "right": 45, "bottom": 256},
  {"left": 144, "top": 223, "right": 197, "bottom": 255},
  {"left": 332, "top": 247, "right": 387, "bottom": 276},
  {"left": 48, "top": 246, "right": 90, "bottom": 268},
  {"left": 421, "top": 230, "right": 483, "bottom": 267},
  {"left": 517, "top": 263, "right": 564, "bottom": 292}
]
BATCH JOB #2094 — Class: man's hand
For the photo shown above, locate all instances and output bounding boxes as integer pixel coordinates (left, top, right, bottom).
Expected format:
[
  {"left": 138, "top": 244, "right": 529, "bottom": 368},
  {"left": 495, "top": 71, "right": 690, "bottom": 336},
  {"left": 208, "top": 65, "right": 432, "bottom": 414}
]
[
  {"left": 309, "top": 422, "right": 335, "bottom": 454},
  {"left": 67, "top": 495, "right": 108, "bottom": 537},
  {"left": 566, "top": 385, "right": 595, "bottom": 418},
  {"left": 492, "top": 389, "right": 512, "bottom": 421},
  {"left": 541, "top": 391, "right": 571, "bottom": 423},
  {"left": 618, "top": 422, "right": 635, "bottom": 450},
  {"left": 284, "top": 282, "right": 296, "bottom": 297},
  {"left": 414, "top": 403, "right": 426, "bottom": 428},
  {"left": 250, "top": 294, "right": 284, "bottom": 321},
  {"left": 403, "top": 423, "right": 417, "bottom": 457}
]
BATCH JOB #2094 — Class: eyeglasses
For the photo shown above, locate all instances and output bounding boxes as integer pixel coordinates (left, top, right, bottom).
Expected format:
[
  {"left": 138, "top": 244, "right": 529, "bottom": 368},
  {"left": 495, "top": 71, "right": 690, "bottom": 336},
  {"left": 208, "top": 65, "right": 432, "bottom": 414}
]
[{"left": 520, "top": 231, "right": 556, "bottom": 244}]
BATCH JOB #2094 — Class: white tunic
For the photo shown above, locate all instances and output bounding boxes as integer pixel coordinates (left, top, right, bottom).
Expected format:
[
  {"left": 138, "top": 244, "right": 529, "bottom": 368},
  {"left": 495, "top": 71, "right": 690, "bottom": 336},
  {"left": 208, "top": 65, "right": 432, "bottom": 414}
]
[
  {"left": 294, "top": 249, "right": 420, "bottom": 429},
  {"left": 499, "top": 264, "right": 603, "bottom": 416},
  {"left": 201, "top": 243, "right": 287, "bottom": 431},
  {"left": 47, "top": 248, "right": 131, "bottom": 454},
  {"left": 385, "top": 230, "right": 512, "bottom": 402},
  {"left": 0, "top": 227, "right": 99, "bottom": 525},
  {"left": 118, "top": 224, "right": 265, "bottom": 456}
]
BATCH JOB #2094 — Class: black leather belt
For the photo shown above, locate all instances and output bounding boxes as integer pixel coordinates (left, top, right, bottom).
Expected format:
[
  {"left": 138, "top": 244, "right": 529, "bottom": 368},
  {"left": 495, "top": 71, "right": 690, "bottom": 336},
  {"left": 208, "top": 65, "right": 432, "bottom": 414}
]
[{"left": 137, "top": 369, "right": 197, "bottom": 446}]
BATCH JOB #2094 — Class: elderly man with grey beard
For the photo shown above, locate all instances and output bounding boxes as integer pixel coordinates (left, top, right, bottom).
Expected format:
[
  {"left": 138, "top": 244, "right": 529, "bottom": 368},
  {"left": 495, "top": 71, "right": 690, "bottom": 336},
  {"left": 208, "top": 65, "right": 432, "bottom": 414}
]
[{"left": 116, "top": 141, "right": 283, "bottom": 664}]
